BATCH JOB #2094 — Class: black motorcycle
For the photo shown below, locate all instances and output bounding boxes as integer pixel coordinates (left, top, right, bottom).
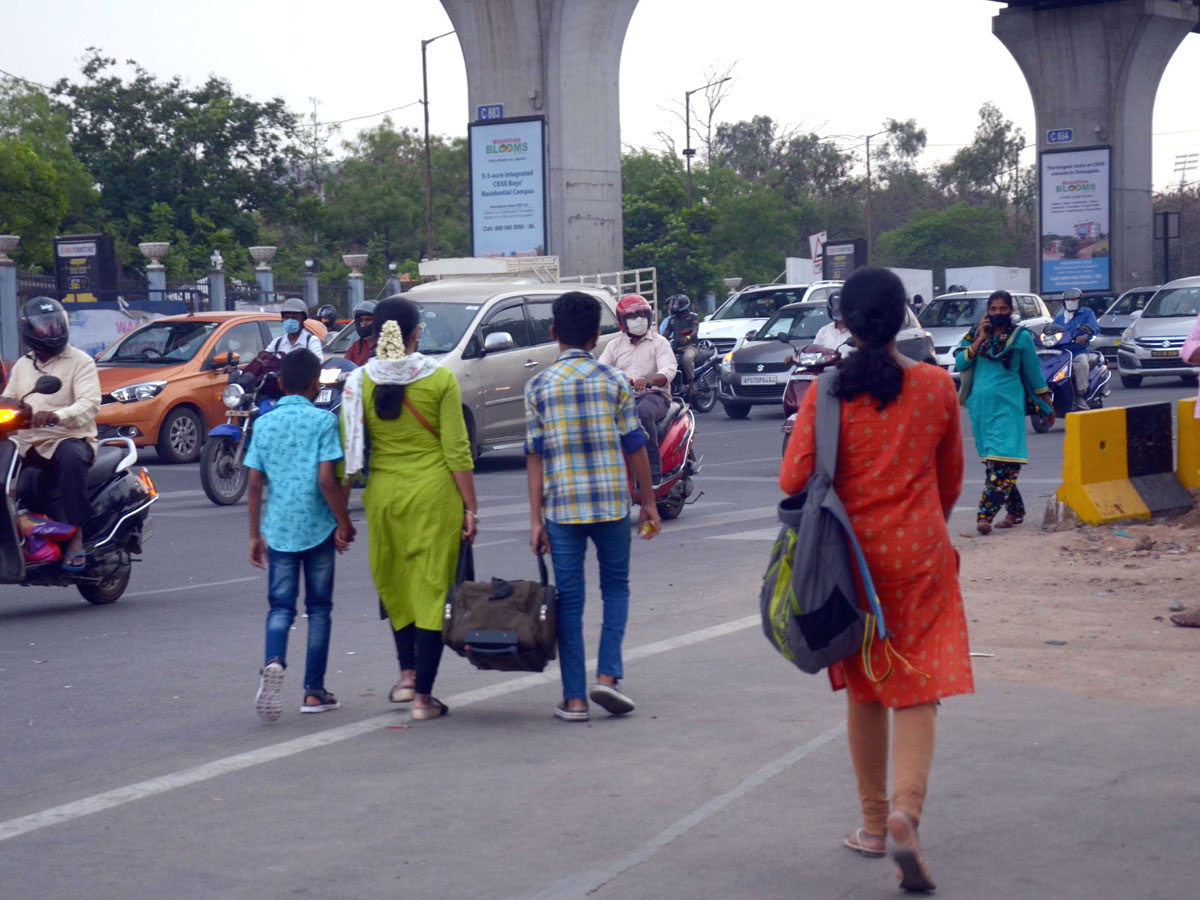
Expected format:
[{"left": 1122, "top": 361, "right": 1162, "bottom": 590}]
[
  {"left": 671, "top": 340, "right": 718, "bottom": 413},
  {"left": 200, "top": 354, "right": 357, "bottom": 505},
  {"left": 0, "top": 375, "right": 158, "bottom": 604}
]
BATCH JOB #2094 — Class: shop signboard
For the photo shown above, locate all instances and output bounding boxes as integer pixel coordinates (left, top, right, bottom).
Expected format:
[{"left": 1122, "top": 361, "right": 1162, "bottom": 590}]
[
  {"left": 469, "top": 116, "right": 547, "bottom": 258},
  {"left": 822, "top": 239, "right": 865, "bottom": 281},
  {"left": 53, "top": 233, "right": 118, "bottom": 302},
  {"left": 1039, "top": 147, "right": 1111, "bottom": 292}
]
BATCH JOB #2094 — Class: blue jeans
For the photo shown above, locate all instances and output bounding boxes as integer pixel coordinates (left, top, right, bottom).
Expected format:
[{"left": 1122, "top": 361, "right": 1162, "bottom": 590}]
[
  {"left": 264, "top": 530, "right": 336, "bottom": 692},
  {"left": 545, "top": 516, "right": 631, "bottom": 701}
]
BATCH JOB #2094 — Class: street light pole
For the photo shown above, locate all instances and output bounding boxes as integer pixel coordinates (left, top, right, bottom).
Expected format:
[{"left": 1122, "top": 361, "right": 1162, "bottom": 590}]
[
  {"left": 863, "top": 130, "right": 886, "bottom": 265},
  {"left": 422, "top": 30, "right": 455, "bottom": 261},
  {"left": 684, "top": 77, "right": 731, "bottom": 206}
]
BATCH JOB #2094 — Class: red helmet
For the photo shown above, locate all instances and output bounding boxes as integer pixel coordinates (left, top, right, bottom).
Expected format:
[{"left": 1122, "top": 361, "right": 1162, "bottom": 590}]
[{"left": 616, "top": 294, "right": 653, "bottom": 333}]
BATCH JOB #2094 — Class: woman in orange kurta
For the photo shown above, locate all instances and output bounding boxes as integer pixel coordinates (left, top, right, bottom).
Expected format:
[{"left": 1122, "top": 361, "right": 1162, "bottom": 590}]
[{"left": 781, "top": 268, "right": 973, "bottom": 893}]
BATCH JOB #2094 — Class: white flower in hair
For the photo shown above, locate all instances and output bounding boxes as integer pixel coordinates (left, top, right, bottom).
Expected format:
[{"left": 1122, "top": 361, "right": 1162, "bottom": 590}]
[{"left": 376, "top": 320, "right": 408, "bottom": 361}]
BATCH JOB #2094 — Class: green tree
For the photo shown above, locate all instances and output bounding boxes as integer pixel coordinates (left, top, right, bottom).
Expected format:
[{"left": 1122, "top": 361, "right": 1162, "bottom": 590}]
[
  {"left": 53, "top": 50, "right": 299, "bottom": 259},
  {"left": 875, "top": 202, "right": 1014, "bottom": 278},
  {"left": 0, "top": 137, "right": 70, "bottom": 269},
  {"left": 937, "top": 102, "right": 1026, "bottom": 207}
]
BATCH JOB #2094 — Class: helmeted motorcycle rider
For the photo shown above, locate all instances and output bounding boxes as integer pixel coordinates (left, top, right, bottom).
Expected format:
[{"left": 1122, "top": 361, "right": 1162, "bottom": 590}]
[
  {"left": 813, "top": 292, "right": 855, "bottom": 356},
  {"left": 266, "top": 298, "right": 324, "bottom": 356},
  {"left": 661, "top": 294, "right": 706, "bottom": 397},
  {"left": 0, "top": 297, "right": 101, "bottom": 571},
  {"left": 316, "top": 304, "right": 340, "bottom": 333},
  {"left": 343, "top": 300, "right": 379, "bottom": 366},
  {"left": 1052, "top": 287, "right": 1100, "bottom": 411},
  {"left": 598, "top": 294, "right": 677, "bottom": 481}
]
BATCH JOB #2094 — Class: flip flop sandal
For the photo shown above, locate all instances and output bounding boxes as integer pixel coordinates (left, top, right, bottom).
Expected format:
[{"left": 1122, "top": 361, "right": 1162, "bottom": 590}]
[
  {"left": 843, "top": 828, "right": 886, "bottom": 858},
  {"left": 888, "top": 810, "right": 936, "bottom": 893},
  {"left": 411, "top": 697, "right": 449, "bottom": 720},
  {"left": 1170, "top": 610, "right": 1200, "bottom": 628},
  {"left": 996, "top": 516, "right": 1024, "bottom": 529},
  {"left": 61, "top": 553, "right": 88, "bottom": 573},
  {"left": 300, "top": 689, "right": 341, "bottom": 713},
  {"left": 389, "top": 683, "right": 415, "bottom": 703},
  {"left": 976, "top": 521, "right": 992, "bottom": 535}
]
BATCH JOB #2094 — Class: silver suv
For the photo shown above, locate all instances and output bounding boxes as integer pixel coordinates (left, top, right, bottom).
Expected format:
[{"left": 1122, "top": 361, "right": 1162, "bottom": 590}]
[
  {"left": 1094, "top": 286, "right": 1158, "bottom": 364},
  {"left": 1116, "top": 276, "right": 1200, "bottom": 388},
  {"left": 918, "top": 290, "right": 1053, "bottom": 382},
  {"left": 325, "top": 280, "right": 621, "bottom": 457}
]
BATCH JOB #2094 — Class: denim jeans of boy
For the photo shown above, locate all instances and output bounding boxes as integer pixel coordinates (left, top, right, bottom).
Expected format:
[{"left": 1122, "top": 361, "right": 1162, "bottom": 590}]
[
  {"left": 264, "top": 530, "right": 336, "bottom": 692},
  {"left": 544, "top": 516, "right": 631, "bottom": 701}
]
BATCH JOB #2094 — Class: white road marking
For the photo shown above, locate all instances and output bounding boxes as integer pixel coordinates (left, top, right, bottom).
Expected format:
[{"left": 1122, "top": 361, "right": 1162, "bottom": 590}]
[
  {"left": 702, "top": 456, "right": 785, "bottom": 468},
  {"left": 709, "top": 527, "right": 779, "bottom": 541},
  {"left": 123, "top": 576, "right": 260, "bottom": 598},
  {"left": 0, "top": 616, "right": 760, "bottom": 844},
  {"left": 661, "top": 506, "right": 777, "bottom": 534},
  {"left": 522, "top": 721, "right": 845, "bottom": 900}
]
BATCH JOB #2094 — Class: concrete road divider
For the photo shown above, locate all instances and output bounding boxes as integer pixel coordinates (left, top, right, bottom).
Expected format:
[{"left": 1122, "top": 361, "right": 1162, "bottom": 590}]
[
  {"left": 1175, "top": 397, "right": 1200, "bottom": 490},
  {"left": 1058, "top": 403, "right": 1194, "bottom": 525}
]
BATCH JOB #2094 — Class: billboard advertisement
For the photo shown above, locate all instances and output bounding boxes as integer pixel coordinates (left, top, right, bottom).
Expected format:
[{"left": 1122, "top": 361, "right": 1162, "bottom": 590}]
[
  {"left": 822, "top": 239, "right": 865, "bottom": 281},
  {"left": 469, "top": 117, "right": 547, "bottom": 258},
  {"left": 1040, "top": 148, "right": 1111, "bottom": 292},
  {"left": 54, "top": 233, "right": 118, "bottom": 302}
]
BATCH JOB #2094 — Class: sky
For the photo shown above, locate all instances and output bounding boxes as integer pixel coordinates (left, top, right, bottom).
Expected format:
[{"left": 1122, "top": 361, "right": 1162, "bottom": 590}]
[{"left": 2, "top": 0, "right": 1199, "bottom": 189}]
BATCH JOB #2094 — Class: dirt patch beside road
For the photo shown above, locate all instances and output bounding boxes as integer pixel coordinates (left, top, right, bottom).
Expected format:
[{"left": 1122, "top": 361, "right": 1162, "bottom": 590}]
[{"left": 955, "top": 518, "right": 1200, "bottom": 707}]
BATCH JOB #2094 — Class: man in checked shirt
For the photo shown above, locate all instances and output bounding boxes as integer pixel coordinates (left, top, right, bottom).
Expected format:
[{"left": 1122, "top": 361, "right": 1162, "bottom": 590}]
[{"left": 525, "top": 291, "right": 661, "bottom": 723}]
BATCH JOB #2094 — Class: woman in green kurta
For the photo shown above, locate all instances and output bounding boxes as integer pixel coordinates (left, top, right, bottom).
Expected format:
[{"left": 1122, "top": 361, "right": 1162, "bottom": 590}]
[
  {"left": 341, "top": 298, "right": 477, "bottom": 720},
  {"left": 955, "top": 290, "right": 1053, "bottom": 535}
]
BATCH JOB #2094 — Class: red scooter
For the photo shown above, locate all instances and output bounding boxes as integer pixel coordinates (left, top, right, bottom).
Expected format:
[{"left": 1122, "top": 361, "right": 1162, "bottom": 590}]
[
  {"left": 780, "top": 344, "right": 839, "bottom": 455},
  {"left": 630, "top": 396, "right": 701, "bottom": 520}
]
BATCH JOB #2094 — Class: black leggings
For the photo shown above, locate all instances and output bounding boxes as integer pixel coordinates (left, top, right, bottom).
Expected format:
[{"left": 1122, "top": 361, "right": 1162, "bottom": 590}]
[{"left": 393, "top": 624, "right": 445, "bottom": 695}]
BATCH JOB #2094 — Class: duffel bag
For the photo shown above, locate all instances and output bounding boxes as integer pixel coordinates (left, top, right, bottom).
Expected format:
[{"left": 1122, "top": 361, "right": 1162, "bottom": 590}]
[{"left": 442, "top": 543, "right": 557, "bottom": 672}]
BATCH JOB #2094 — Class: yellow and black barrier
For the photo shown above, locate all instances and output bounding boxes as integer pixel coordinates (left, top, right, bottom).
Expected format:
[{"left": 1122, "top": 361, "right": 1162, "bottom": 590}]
[
  {"left": 1058, "top": 402, "right": 1194, "bottom": 525},
  {"left": 1176, "top": 397, "right": 1200, "bottom": 490}
]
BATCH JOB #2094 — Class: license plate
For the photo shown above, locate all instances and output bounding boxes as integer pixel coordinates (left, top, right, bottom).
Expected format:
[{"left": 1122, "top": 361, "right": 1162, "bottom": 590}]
[
  {"left": 741, "top": 374, "right": 781, "bottom": 385},
  {"left": 1151, "top": 349, "right": 1176, "bottom": 358},
  {"left": 1113, "top": 338, "right": 1120, "bottom": 346},
  {"left": 791, "top": 373, "right": 816, "bottom": 382},
  {"left": 316, "top": 388, "right": 334, "bottom": 403}
]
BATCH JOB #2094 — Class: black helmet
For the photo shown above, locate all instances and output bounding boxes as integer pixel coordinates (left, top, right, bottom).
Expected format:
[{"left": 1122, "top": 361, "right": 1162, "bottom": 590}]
[
  {"left": 827, "top": 291, "right": 843, "bottom": 323},
  {"left": 317, "top": 304, "right": 338, "bottom": 324},
  {"left": 20, "top": 297, "right": 69, "bottom": 356},
  {"left": 667, "top": 294, "right": 691, "bottom": 315},
  {"left": 352, "top": 300, "right": 378, "bottom": 338}
]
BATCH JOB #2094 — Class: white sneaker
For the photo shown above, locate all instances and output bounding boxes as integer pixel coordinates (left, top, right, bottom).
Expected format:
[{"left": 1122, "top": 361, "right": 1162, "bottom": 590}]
[{"left": 255, "top": 661, "right": 284, "bottom": 722}]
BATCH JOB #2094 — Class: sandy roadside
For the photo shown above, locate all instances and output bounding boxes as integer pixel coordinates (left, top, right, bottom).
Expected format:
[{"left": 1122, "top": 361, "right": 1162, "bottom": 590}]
[{"left": 955, "top": 510, "right": 1200, "bottom": 707}]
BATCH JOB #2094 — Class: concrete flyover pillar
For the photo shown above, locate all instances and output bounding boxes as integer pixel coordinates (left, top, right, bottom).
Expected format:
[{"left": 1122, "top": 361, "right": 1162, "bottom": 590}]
[
  {"left": 994, "top": 0, "right": 1198, "bottom": 294},
  {"left": 440, "top": 0, "right": 639, "bottom": 277}
]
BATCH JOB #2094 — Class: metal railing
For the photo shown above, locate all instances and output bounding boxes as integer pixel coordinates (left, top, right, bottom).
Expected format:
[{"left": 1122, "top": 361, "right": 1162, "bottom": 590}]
[{"left": 558, "top": 267, "right": 658, "bottom": 310}]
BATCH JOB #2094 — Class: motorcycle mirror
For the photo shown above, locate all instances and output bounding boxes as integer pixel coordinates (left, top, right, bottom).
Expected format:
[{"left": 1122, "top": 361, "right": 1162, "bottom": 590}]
[{"left": 29, "top": 376, "right": 62, "bottom": 397}]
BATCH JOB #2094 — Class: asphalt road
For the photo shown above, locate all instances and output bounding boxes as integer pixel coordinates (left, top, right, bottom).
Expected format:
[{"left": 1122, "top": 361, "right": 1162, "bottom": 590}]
[{"left": 1, "top": 375, "right": 1197, "bottom": 899}]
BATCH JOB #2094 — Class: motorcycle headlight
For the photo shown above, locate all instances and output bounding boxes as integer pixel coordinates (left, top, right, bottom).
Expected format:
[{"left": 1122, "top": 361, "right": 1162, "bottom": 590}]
[
  {"left": 111, "top": 380, "right": 167, "bottom": 403},
  {"left": 222, "top": 383, "right": 246, "bottom": 408},
  {"left": 720, "top": 352, "right": 733, "bottom": 374},
  {"left": 797, "top": 352, "right": 826, "bottom": 366},
  {"left": 1052, "top": 369, "right": 1068, "bottom": 383},
  {"left": 319, "top": 368, "right": 342, "bottom": 385}
]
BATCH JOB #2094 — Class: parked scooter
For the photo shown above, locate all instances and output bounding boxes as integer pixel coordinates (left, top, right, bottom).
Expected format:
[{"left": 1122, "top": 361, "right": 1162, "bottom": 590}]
[
  {"left": 630, "top": 397, "right": 702, "bottom": 520},
  {"left": 780, "top": 344, "right": 840, "bottom": 455},
  {"left": 1029, "top": 323, "right": 1111, "bottom": 433},
  {"left": 200, "top": 353, "right": 357, "bottom": 505},
  {"left": 670, "top": 340, "right": 719, "bottom": 413},
  {"left": 0, "top": 375, "right": 158, "bottom": 604}
]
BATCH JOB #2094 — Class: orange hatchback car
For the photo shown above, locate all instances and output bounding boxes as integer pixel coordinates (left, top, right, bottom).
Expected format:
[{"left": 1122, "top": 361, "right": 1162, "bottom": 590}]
[{"left": 95, "top": 312, "right": 326, "bottom": 463}]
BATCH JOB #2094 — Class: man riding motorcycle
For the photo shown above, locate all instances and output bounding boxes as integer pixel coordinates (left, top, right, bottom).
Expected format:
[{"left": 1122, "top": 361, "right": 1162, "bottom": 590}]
[
  {"left": 1052, "top": 287, "right": 1100, "bottom": 411},
  {"left": 0, "top": 297, "right": 101, "bottom": 571},
  {"left": 343, "top": 300, "right": 378, "bottom": 366},
  {"left": 316, "top": 304, "right": 340, "bottom": 333},
  {"left": 813, "top": 291, "right": 855, "bottom": 356},
  {"left": 598, "top": 294, "right": 677, "bottom": 481},
  {"left": 266, "top": 298, "right": 324, "bottom": 355},
  {"left": 661, "top": 294, "right": 707, "bottom": 398}
]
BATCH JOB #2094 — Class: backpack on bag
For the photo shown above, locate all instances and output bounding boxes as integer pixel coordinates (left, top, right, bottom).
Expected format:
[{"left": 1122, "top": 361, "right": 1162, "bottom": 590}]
[{"left": 761, "top": 370, "right": 900, "bottom": 681}]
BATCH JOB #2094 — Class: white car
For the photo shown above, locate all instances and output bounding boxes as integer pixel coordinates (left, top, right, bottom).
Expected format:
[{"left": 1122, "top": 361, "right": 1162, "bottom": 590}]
[
  {"left": 699, "top": 281, "right": 842, "bottom": 355},
  {"left": 918, "top": 290, "right": 1054, "bottom": 383},
  {"left": 1116, "top": 276, "right": 1200, "bottom": 387}
]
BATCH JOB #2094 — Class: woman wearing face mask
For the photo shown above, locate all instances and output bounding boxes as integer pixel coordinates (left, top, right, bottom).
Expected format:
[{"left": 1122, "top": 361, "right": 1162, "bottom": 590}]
[{"left": 956, "top": 290, "right": 1054, "bottom": 535}]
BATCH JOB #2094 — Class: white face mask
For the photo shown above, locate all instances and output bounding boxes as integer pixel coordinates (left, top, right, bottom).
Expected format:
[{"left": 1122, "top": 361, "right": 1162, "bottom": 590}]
[
  {"left": 626, "top": 316, "right": 649, "bottom": 336},
  {"left": 1065, "top": 300, "right": 1080, "bottom": 313}
]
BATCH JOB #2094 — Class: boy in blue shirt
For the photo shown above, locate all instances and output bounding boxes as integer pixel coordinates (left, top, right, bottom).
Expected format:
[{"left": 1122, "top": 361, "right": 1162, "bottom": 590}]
[{"left": 246, "top": 349, "right": 355, "bottom": 721}]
